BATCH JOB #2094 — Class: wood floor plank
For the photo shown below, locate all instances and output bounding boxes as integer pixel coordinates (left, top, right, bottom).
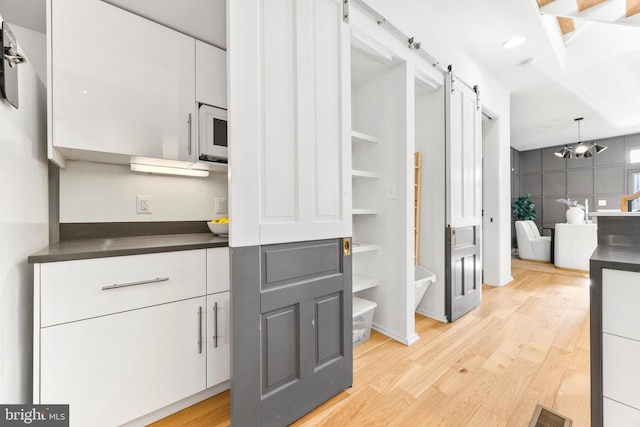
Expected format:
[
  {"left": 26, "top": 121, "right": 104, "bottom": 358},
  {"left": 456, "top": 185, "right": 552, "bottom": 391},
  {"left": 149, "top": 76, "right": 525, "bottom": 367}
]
[
  {"left": 529, "top": 346, "right": 573, "bottom": 408},
  {"left": 554, "top": 370, "right": 591, "bottom": 427},
  {"left": 481, "top": 357, "right": 539, "bottom": 420},
  {"left": 152, "top": 262, "right": 590, "bottom": 427},
  {"left": 506, "top": 387, "right": 541, "bottom": 426},
  {"left": 385, "top": 386, "right": 451, "bottom": 427},
  {"left": 481, "top": 339, "right": 521, "bottom": 376}
]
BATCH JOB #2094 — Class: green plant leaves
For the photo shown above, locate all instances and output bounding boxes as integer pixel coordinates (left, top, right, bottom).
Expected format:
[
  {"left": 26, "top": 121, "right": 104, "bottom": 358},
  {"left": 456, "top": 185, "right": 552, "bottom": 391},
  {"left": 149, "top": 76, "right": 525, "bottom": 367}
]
[{"left": 512, "top": 192, "right": 538, "bottom": 221}]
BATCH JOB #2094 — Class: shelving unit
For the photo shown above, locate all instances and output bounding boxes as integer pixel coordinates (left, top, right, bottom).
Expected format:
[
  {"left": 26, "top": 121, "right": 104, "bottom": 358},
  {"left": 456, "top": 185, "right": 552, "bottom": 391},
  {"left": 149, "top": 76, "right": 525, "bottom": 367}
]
[
  {"left": 352, "top": 169, "right": 379, "bottom": 180},
  {"left": 350, "top": 127, "right": 380, "bottom": 300},
  {"left": 351, "top": 242, "right": 380, "bottom": 254},
  {"left": 351, "top": 130, "right": 381, "bottom": 146},
  {"left": 352, "top": 208, "right": 379, "bottom": 215},
  {"left": 352, "top": 274, "right": 379, "bottom": 293}
]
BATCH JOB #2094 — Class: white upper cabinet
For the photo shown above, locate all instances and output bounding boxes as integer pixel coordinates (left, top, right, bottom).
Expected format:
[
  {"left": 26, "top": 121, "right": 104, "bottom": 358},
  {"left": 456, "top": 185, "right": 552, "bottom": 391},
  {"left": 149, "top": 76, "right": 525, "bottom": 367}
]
[
  {"left": 49, "top": 0, "right": 196, "bottom": 164},
  {"left": 228, "top": 0, "right": 351, "bottom": 246},
  {"left": 196, "top": 41, "right": 227, "bottom": 109}
]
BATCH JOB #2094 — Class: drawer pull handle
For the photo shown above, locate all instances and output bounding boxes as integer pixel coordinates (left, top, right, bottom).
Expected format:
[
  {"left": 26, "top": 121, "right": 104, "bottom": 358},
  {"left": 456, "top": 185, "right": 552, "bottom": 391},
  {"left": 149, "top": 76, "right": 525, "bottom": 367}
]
[
  {"left": 101, "top": 277, "right": 169, "bottom": 291},
  {"left": 213, "top": 302, "right": 219, "bottom": 348},
  {"left": 198, "top": 306, "right": 203, "bottom": 354}
]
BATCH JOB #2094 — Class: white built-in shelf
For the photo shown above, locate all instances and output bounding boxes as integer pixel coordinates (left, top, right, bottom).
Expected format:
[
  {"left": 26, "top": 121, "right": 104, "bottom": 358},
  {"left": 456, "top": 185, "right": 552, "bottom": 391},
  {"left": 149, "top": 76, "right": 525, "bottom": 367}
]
[
  {"left": 352, "top": 169, "right": 379, "bottom": 180},
  {"left": 351, "top": 130, "right": 381, "bottom": 149},
  {"left": 353, "top": 274, "right": 379, "bottom": 293},
  {"left": 352, "top": 242, "right": 380, "bottom": 254},
  {"left": 352, "top": 208, "right": 379, "bottom": 215}
]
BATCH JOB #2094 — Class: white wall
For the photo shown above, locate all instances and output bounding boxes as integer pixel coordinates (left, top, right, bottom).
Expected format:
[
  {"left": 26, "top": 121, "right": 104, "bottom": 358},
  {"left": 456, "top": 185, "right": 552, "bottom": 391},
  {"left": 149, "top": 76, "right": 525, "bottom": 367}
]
[
  {"left": 59, "top": 161, "right": 228, "bottom": 222},
  {"left": 0, "top": 17, "right": 49, "bottom": 403},
  {"left": 364, "top": 0, "right": 513, "bottom": 288}
]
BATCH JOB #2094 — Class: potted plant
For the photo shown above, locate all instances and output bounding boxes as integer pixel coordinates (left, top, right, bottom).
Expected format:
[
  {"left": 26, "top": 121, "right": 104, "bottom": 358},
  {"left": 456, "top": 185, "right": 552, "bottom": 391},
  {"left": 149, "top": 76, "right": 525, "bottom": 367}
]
[
  {"left": 557, "top": 198, "right": 585, "bottom": 224},
  {"left": 512, "top": 192, "right": 537, "bottom": 221}
]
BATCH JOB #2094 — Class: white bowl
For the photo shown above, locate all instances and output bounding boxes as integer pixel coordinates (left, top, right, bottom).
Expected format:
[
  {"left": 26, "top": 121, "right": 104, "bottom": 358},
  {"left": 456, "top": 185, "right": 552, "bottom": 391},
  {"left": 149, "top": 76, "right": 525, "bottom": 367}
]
[{"left": 207, "top": 222, "right": 229, "bottom": 235}]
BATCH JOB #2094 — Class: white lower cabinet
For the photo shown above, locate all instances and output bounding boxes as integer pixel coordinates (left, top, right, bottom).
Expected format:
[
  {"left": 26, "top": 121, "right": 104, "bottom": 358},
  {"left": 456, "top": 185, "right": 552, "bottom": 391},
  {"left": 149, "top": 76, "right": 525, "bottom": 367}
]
[
  {"left": 604, "top": 398, "right": 640, "bottom": 426},
  {"left": 33, "top": 248, "right": 230, "bottom": 427},
  {"left": 40, "top": 298, "right": 206, "bottom": 427},
  {"left": 206, "top": 292, "right": 231, "bottom": 388},
  {"left": 601, "top": 268, "right": 640, "bottom": 424}
]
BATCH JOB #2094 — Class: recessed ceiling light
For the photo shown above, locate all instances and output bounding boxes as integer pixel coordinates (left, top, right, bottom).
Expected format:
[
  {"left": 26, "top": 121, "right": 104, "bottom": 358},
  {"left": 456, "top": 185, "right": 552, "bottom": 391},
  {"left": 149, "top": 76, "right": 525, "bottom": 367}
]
[
  {"left": 519, "top": 58, "right": 536, "bottom": 68},
  {"left": 503, "top": 36, "right": 526, "bottom": 49}
]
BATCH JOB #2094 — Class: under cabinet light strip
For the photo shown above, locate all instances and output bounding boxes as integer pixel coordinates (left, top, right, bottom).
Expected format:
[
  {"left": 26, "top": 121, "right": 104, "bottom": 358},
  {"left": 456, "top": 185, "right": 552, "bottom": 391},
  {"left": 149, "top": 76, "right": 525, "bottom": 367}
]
[{"left": 130, "top": 163, "right": 209, "bottom": 177}]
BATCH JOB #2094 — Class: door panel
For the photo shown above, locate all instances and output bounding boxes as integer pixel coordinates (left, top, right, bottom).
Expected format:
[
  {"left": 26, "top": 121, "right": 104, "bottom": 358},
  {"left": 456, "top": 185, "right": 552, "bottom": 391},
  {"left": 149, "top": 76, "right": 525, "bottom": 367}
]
[
  {"left": 231, "top": 240, "right": 352, "bottom": 427},
  {"left": 447, "top": 225, "right": 481, "bottom": 321},
  {"left": 445, "top": 70, "right": 482, "bottom": 322},
  {"left": 228, "top": 0, "right": 351, "bottom": 246},
  {"left": 262, "top": 305, "right": 300, "bottom": 394},
  {"left": 315, "top": 293, "right": 343, "bottom": 366}
]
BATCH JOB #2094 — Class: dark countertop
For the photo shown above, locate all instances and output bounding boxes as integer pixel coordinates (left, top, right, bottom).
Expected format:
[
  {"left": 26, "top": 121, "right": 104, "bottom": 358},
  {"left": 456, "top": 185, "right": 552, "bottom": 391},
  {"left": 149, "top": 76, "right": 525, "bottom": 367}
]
[
  {"left": 28, "top": 233, "right": 229, "bottom": 263},
  {"left": 591, "top": 245, "right": 640, "bottom": 271}
]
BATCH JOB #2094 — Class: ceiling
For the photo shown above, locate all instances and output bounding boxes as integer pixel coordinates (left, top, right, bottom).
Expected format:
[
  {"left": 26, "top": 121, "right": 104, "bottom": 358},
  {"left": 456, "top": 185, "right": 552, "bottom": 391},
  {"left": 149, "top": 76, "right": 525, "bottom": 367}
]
[
  {"left": 2, "top": 0, "right": 640, "bottom": 152},
  {"left": 408, "top": 0, "right": 640, "bottom": 151}
]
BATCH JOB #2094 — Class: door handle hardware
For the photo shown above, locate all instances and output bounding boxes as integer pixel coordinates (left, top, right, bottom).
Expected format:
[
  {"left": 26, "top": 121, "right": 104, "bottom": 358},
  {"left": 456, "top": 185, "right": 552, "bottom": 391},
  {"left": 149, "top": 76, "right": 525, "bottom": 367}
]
[
  {"left": 198, "top": 306, "right": 203, "bottom": 354},
  {"left": 213, "top": 302, "right": 219, "bottom": 348},
  {"left": 343, "top": 238, "right": 351, "bottom": 256},
  {"left": 101, "top": 277, "right": 169, "bottom": 290}
]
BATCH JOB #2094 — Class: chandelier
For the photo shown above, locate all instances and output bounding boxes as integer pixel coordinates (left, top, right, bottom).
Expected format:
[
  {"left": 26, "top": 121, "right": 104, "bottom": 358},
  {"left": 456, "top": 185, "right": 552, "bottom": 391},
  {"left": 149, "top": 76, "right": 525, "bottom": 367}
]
[{"left": 554, "top": 117, "right": 608, "bottom": 159}]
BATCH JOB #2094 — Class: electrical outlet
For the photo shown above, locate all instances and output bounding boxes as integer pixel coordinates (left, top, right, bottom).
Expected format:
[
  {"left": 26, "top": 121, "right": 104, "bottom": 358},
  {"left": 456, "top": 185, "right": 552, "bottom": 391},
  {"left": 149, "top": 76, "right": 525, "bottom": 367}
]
[
  {"left": 215, "top": 197, "right": 227, "bottom": 214},
  {"left": 598, "top": 200, "right": 607, "bottom": 206},
  {"left": 136, "top": 195, "right": 152, "bottom": 214}
]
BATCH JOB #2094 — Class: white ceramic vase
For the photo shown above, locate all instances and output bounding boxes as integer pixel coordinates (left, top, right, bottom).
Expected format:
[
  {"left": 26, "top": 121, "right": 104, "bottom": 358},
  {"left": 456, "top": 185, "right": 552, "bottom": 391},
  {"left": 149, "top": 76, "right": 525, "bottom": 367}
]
[{"left": 566, "top": 206, "right": 584, "bottom": 224}]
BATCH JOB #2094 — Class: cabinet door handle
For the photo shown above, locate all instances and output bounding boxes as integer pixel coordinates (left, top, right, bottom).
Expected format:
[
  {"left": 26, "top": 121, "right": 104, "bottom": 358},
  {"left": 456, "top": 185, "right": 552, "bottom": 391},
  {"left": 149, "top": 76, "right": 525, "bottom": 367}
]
[
  {"left": 187, "top": 113, "right": 192, "bottom": 155},
  {"left": 198, "top": 306, "right": 203, "bottom": 354},
  {"left": 213, "top": 302, "right": 219, "bottom": 348},
  {"left": 101, "top": 277, "right": 169, "bottom": 291}
]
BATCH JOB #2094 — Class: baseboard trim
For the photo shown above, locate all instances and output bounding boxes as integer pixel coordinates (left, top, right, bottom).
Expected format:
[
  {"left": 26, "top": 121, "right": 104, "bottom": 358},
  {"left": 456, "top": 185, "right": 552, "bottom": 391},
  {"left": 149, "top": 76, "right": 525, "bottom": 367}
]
[
  {"left": 415, "top": 308, "right": 448, "bottom": 323},
  {"left": 486, "top": 275, "right": 514, "bottom": 287},
  {"left": 371, "top": 323, "right": 418, "bottom": 346},
  {"left": 120, "top": 382, "right": 230, "bottom": 427}
]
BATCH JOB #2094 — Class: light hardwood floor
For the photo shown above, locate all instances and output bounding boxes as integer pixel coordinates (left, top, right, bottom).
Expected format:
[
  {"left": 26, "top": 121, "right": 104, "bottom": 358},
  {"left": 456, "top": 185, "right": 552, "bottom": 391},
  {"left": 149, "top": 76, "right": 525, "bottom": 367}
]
[{"left": 150, "top": 264, "right": 590, "bottom": 427}]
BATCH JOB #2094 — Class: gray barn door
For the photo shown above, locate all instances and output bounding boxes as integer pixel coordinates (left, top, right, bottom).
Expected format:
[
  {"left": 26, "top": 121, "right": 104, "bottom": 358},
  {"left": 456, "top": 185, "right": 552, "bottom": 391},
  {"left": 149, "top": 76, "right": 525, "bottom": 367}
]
[
  {"left": 231, "top": 239, "right": 352, "bottom": 427},
  {"left": 445, "top": 69, "right": 482, "bottom": 322}
]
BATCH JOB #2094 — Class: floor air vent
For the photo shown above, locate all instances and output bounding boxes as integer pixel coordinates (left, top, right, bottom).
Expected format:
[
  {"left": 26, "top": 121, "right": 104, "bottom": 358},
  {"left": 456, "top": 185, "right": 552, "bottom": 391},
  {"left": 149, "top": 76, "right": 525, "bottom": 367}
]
[{"left": 528, "top": 404, "right": 572, "bottom": 427}]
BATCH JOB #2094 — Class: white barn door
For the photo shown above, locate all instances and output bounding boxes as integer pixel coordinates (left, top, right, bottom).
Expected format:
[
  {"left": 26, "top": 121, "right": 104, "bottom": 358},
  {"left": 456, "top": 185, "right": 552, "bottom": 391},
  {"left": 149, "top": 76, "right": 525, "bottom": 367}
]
[
  {"left": 445, "top": 69, "right": 482, "bottom": 322},
  {"left": 229, "top": 0, "right": 351, "bottom": 247},
  {"left": 228, "top": 1, "right": 353, "bottom": 426}
]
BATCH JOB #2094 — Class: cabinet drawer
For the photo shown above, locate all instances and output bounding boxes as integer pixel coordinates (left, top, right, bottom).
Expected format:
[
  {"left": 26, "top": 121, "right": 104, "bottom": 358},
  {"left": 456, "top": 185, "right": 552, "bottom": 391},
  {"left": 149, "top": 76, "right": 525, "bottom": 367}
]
[
  {"left": 603, "top": 269, "right": 640, "bottom": 341},
  {"left": 39, "top": 250, "right": 206, "bottom": 327},
  {"left": 603, "top": 333, "right": 640, "bottom": 411},
  {"left": 39, "top": 297, "right": 206, "bottom": 427},
  {"left": 604, "top": 397, "right": 640, "bottom": 426},
  {"left": 207, "top": 247, "right": 230, "bottom": 294}
]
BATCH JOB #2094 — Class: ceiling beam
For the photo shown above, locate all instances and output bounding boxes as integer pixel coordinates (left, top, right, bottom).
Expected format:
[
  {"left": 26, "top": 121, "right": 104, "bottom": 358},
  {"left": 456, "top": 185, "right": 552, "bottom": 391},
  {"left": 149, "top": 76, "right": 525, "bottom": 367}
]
[
  {"left": 537, "top": 0, "right": 556, "bottom": 7},
  {"left": 577, "top": 0, "right": 607, "bottom": 12},
  {"left": 627, "top": 0, "right": 640, "bottom": 16},
  {"left": 557, "top": 16, "right": 576, "bottom": 34}
]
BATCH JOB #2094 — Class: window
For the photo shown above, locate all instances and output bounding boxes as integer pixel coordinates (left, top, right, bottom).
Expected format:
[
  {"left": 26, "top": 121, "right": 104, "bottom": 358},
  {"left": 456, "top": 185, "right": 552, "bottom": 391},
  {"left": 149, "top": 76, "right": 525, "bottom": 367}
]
[{"left": 630, "top": 149, "right": 640, "bottom": 163}]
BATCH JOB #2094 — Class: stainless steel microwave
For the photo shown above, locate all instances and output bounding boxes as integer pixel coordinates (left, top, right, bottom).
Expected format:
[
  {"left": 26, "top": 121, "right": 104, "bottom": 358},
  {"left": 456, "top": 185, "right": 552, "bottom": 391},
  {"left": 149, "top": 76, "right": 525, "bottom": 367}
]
[{"left": 198, "top": 104, "right": 228, "bottom": 163}]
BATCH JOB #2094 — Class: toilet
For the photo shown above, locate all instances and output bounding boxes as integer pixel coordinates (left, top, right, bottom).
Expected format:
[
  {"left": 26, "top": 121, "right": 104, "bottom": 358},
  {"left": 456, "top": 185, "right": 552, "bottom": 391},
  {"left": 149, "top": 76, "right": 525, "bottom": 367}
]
[{"left": 414, "top": 265, "right": 436, "bottom": 309}]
